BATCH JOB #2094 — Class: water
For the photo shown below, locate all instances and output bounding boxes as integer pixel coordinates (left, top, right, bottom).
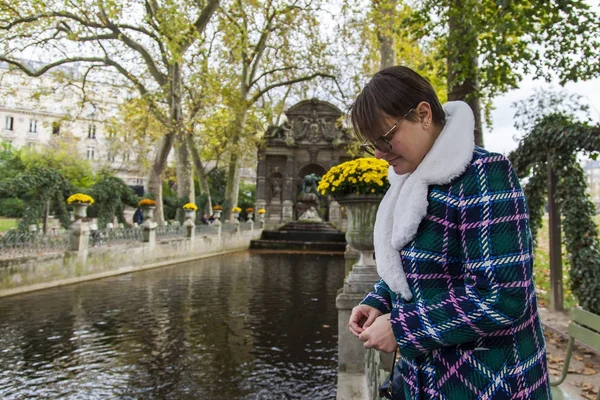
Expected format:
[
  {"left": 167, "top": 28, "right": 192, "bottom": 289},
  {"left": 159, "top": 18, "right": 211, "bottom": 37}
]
[{"left": 0, "top": 252, "right": 344, "bottom": 399}]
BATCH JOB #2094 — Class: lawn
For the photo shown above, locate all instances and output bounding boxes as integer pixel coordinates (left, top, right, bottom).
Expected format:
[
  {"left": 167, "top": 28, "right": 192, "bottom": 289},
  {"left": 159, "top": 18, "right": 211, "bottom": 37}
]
[
  {"left": 533, "top": 214, "right": 600, "bottom": 309},
  {"left": 0, "top": 218, "right": 18, "bottom": 232}
]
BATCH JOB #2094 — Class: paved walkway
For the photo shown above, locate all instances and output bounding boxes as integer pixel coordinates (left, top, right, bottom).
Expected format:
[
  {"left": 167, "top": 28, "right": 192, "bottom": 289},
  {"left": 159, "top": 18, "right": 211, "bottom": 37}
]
[{"left": 539, "top": 307, "right": 599, "bottom": 400}]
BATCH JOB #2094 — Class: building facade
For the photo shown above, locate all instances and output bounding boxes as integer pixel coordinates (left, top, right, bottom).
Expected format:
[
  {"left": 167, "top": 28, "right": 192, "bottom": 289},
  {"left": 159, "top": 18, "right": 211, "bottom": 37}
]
[{"left": 0, "top": 61, "right": 146, "bottom": 188}]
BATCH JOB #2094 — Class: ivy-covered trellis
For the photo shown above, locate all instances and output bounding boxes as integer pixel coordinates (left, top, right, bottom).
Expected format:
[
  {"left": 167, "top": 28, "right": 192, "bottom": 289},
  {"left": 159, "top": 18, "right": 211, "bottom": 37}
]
[
  {"left": 89, "top": 176, "right": 140, "bottom": 229},
  {"left": 509, "top": 110, "right": 600, "bottom": 314},
  {"left": 0, "top": 167, "right": 73, "bottom": 233}
]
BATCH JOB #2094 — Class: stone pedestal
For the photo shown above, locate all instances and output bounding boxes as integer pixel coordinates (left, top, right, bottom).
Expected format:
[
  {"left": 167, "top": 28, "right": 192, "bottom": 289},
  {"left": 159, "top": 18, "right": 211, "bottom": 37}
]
[
  {"left": 69, "top": 219, "right": 90, "bottom": 254},
  {"left": 183, "top": 218, "right": 195, "bottom": 240},
  {"left": 141, "top": 219, "right": 157, "bottom": 247},
  {"left": 336, "top": 262, "right": 381, "bottom": 374}
]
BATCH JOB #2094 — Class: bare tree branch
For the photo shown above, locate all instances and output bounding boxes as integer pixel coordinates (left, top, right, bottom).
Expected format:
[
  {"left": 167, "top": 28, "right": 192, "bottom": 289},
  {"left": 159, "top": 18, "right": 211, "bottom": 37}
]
[{"left": 249, "top": 73, "right": 336, "bottom": 105}]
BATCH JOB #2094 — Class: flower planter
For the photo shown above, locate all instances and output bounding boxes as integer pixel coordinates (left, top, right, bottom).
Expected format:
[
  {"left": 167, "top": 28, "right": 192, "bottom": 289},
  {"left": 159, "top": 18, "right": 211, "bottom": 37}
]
[
  {"left": 184, "top": 209, "right": 195, "bottom": 220},
  {"left": 213, "top": 210, "right": 222, "bottom": 219},
  {"left": 247, "top": 212, "right": 254, "bottom": 220},
  {"left": 72, "top": 202, "right": 89, "bottom": 219},
  {"left": 232, "top": 212, "right": 239, "bottom": 220},
  {"left": 334, "top": 194, "right": 383, "bottom": 266},
  {"left": 142, "top": 206, "right": 155, "bottom": 221}
]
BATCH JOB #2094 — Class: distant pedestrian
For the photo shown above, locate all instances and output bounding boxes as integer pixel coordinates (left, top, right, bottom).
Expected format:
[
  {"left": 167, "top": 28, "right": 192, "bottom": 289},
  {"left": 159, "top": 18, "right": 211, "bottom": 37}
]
[
  {"left": 133, "top": 207, "right": 143, "bottom": 225},
  {"left": 201, "top": 213, "right": 208, "bottom": 225}
]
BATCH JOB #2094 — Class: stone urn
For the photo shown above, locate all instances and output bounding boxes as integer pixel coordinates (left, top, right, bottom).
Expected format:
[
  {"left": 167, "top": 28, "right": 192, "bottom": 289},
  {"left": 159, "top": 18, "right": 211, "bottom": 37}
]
[
  {"left": 184, "top": 209, "right": 195, "bottom": 221},
  {"left": 232, "top": 212, "right": 240, "bottom": 221},
  {"left": 142, "top": 206, "right": 155, "bottom": 221},
  {"left": 334, "top": 194, "right": 383, "bottom": 266},
  {"left": 247, "top": 212, "right": 254, "bottom": 220},
  {"left": 72, "top": 203, "right": 89, "bottom": 219},
  {"left": 258, "top": 212, "right": 265, "bottom": 223},
  {"left": 213, "top": 209, "right": 222, "bottom": 219}
]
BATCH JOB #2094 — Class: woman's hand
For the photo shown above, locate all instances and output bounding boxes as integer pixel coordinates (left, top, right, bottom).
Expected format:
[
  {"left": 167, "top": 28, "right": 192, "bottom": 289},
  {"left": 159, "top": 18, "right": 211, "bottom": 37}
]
[
  {"left": 359, "top": 314, "right": 397, "bottom": 353},
  {"left": 348, "top": 304, "right": 382, "bottom": 337}
]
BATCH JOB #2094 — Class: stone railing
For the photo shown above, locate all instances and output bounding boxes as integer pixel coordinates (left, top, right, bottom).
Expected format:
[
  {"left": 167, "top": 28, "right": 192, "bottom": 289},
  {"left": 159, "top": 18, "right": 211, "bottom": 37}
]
[{"left": 0, "top": 218, "right": 263, "bottom": 298}]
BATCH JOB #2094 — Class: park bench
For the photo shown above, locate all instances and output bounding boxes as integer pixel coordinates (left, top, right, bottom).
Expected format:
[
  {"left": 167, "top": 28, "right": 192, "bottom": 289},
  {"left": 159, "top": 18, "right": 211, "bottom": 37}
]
[{"left": 551, "top": 307, "right": 600, "bottom": 400}]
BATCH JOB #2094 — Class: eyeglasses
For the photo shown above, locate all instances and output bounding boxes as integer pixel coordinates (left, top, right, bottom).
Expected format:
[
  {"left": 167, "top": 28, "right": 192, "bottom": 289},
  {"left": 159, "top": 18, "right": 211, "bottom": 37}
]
[{"left": 360, "top": 108, "right": 414, "bottom": 156}]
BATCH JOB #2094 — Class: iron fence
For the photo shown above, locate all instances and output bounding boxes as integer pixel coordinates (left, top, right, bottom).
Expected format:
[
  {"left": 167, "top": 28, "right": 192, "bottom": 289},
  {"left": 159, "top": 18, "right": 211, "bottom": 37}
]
[
  {"left": 156, "top": 224, "right": 184, "bottom": 239},
  {"left": 0, "top": 231, "right": 70, "bottom": 259},
  {"left": 89, "top": 228, "right": 143, "bottom": 247}
]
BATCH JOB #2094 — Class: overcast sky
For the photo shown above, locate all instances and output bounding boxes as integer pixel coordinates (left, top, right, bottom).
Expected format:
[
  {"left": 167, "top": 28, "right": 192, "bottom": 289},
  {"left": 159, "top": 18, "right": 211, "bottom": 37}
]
[
  {"left": 486, "top": 1, "right": 600, "bottom": 156},
  {"left": 485, "top": 77, "right": 600, "bottom": 156}
]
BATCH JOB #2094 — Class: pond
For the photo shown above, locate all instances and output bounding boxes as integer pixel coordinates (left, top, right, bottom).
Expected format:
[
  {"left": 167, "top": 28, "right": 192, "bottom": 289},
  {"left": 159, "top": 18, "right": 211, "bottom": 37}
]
[{"left": 0, "top": 252, "right": 344, "bottom": 399}]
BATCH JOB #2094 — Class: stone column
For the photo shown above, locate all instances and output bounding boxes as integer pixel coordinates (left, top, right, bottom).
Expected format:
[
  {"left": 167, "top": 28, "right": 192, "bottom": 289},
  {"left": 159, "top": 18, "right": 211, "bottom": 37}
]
[
  {"left": 69, "top": 219, "right": 90, "bottom": 255},
  {"left": 336, "top": 263, "right": 381, "bottom": 373},
  {"left": 184, "top": 217, "right": 195, "bottom": 240},
  {"left": 256, "top": 153, "right": 267, "bottom": 206},
  {"left": 283, "top": 155, "right": 295, "bottom": 203},
  {"left": 141, "top": 208, "right": 157, "bottom": 248}
]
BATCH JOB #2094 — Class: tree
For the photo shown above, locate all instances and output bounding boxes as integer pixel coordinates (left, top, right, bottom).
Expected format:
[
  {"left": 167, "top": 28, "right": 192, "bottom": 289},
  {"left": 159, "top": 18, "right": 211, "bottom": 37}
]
[
  {"left": 410, "top": 0, "right": 600, "bottom": 147},
  {"left": 0, "top": 0, "right": 221, "bottom": 225},
  {"left": 214, "top": 0, "right": 336, "bottom": 220},
  {"left": 336, "top": 0, "right": 446, "bottom": 105}
]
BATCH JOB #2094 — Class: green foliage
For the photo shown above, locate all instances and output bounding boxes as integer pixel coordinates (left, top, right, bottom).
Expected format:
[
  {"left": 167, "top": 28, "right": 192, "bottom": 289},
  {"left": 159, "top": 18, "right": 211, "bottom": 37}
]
[
  {"left": 19, "top": 136, "right": 96, "bottom": 188},
  {"left": 88, "top": 176, "right": 139, "bottom": 228},
  {"left": 509, "top": 91, "right": 600, "bottom": 314},
  {"left": 0, "top": 197, "right": 25, "bottom": 218},
  {"left": 0, "top": 167, "right": 73, "bottom": 231}
]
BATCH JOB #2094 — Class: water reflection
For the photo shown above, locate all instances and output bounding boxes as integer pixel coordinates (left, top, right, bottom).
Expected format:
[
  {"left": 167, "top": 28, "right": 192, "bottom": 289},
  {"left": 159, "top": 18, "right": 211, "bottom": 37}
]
[{"left": 0, "top": 252, "right": 344, "bottom": 399}]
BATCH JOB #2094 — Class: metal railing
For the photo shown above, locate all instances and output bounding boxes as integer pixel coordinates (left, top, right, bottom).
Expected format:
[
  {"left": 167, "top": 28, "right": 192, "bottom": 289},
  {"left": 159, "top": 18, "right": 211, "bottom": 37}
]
[
  {"left": 0, "top": 231, "right": 70, "bottom": 259},
  {"left": 89, "top": 227, "right": 143, "bottom": 247},
  {"left": 156, "top": 224, "right": 184, "bottom": 239},
  {"left": 365, "top": 348, "right": 393, "bottom": 400}
]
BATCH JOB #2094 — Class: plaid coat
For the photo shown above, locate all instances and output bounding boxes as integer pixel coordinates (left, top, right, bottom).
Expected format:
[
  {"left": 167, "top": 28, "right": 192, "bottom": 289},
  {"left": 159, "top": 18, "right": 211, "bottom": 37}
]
[{"left": 362, "top": 147, "right": 551, "bottom": 399}]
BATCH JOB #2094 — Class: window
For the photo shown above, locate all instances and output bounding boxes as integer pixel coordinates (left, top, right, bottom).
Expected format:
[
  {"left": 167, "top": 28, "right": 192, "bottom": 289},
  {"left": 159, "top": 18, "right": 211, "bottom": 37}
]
[
  {"left": 87, "top": 146, "right": 95, "bottom": 160},
  {"left": 107, "top": 152, "right": 116, "bottom": 162},
  {"left": 124, "top": 152, "right": 130, "bottom": 161},
  {"left": 29, "top": 119, "right": 37, "bottom": 133},
  {"left": 27, "top": 142, "right": 35, "bottom": 149},
  {"left": 5, "top": 116, "right": 14, "bottom": 131},
  {"left": 52, "top": 121, "right": 61, "bottom": 135},
  {"left": 88, "top": 124, "right": 96, "bottom": 139}
]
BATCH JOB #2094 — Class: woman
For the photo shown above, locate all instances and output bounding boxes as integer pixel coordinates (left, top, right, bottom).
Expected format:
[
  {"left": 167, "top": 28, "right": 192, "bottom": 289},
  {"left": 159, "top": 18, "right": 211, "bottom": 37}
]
[{"left": 348, "top": 66, "right": 550, "bottom": 399}]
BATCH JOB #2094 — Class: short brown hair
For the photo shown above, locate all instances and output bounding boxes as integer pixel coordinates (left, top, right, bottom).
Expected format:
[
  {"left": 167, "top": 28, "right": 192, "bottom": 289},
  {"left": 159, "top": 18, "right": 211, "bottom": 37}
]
[{"left": 349, "top": 66, "right": 445, "bottom": 143}]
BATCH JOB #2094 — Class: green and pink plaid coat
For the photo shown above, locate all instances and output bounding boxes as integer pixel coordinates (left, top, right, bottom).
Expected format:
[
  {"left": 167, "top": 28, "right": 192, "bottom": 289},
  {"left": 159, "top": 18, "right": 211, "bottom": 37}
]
[{"left": 362, "top": 147, "right": 551, "bottom": 399}]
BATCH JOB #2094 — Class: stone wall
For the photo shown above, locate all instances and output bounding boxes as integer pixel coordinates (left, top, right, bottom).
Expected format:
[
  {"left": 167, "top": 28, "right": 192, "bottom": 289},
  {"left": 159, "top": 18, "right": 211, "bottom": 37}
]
[{"left": 0, "top": 228, "right": 262, "bottom": 298}]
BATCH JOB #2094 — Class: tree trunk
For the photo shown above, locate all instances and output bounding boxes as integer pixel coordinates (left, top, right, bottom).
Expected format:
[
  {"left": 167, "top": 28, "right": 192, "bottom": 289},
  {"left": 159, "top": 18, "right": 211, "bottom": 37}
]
[
  {"left": 174, "top": 136, "right": 195, "bottom": 222},
  {"left": 43, "top": 200, "right": 50, "bottom": 235},
  {"left": 447, "top": 0, "right": 484, "bottom": 147},
  {"left": 223, "top": 152, "right": 241, "bottom": 222},
  {"left": 147, "top": 133, "right": 175, "bottom": 225},
  {"left": 186, "top": 134, "right": 213, "bottom": 215},
  {"left": 223, "top": 109, "right": 248, "bottom": 221},
  {"left": 375, "top": 0, "right": 397, "bottom": 70}
]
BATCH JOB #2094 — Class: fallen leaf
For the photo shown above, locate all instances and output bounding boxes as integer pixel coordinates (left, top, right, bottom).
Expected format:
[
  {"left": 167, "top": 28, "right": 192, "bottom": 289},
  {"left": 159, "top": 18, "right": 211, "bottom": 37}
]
[
  {"left": 582, "top": 367, "right": 597, "bottom": 376},
  {"left": 575, "top": 355, "right": 584, "bottom": 361}
]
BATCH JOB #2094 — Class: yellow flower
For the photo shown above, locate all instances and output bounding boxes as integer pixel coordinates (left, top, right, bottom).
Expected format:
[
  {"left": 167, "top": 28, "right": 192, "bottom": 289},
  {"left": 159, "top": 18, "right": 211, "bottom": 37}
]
[
  {"left": 67, "top": 193, "right": 94, "bottom": 205},
  {"left": 183, "top": 203, "right": 198, "bottom": 211}
]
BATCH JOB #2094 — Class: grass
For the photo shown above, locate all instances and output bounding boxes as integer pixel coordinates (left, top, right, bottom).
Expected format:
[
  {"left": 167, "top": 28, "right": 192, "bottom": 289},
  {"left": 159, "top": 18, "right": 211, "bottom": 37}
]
[
  {"left": 533, "top": 214, "right": 600, "bottom": 309},
  {"left": 0, "top": 218, "right": 18, "bottom": 232}
]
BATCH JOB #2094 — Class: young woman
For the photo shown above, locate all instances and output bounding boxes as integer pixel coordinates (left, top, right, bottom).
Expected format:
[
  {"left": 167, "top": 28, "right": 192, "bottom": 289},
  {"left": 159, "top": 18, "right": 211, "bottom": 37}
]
[{"left": 348, "top": 66, "right": 550, "bottom": 399}]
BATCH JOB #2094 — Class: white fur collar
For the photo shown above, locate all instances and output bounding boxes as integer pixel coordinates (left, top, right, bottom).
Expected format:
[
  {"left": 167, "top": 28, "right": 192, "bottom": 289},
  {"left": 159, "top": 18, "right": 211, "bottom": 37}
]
[{"left": 374, "top": 101, "right": 475, "bottom": 300}]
